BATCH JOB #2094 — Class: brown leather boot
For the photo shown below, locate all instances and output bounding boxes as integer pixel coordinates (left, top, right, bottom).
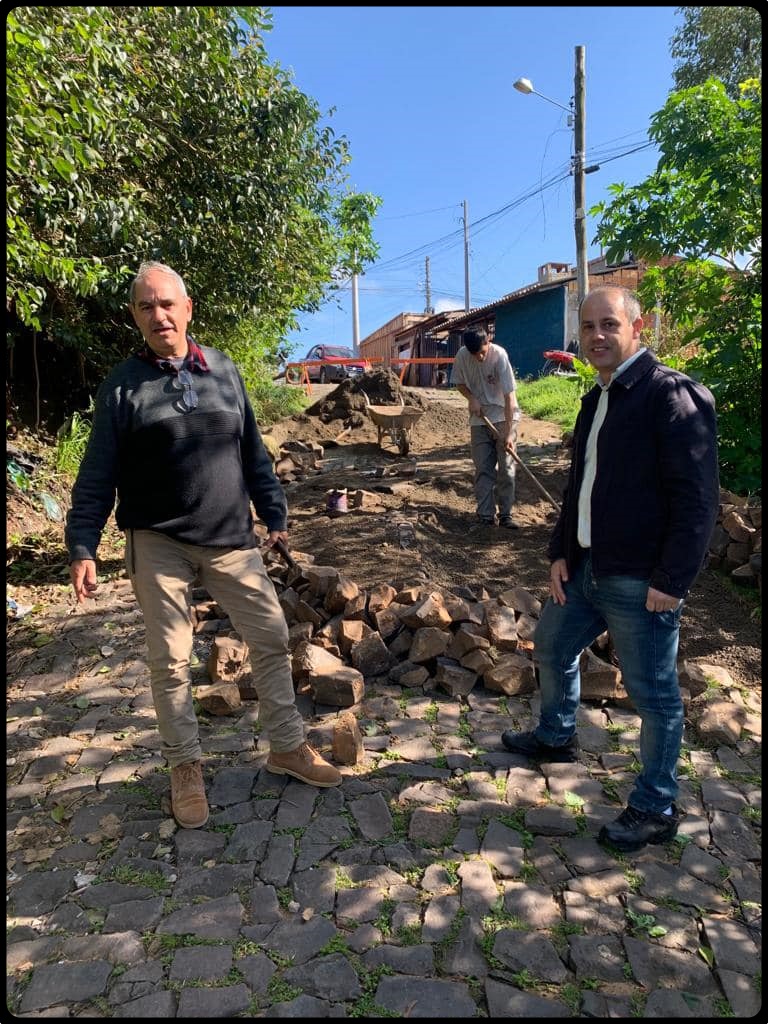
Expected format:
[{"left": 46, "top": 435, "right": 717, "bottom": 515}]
[
  {"left": 266, "top": 741, "right": 342, "bottom": 787},
  {"left": 170, "top": 759, "right": 209, "bottom": 828}
]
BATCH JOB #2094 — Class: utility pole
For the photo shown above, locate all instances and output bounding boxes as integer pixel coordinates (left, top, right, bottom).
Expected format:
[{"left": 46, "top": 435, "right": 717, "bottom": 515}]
[
  {"left": 463, "top": 199, "right": 470, "bottom": 312},
  {"left": 351, "top": 271, "right": 360, "bottom": 356},
  {"left": 573, "top": 45, "right": 588, "bottom": 312},
  {"left": 424, "top": 256, "right": 434, "bottom": 314}
]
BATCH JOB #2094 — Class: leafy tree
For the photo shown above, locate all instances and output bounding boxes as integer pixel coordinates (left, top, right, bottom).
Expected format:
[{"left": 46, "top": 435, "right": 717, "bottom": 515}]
[
  {"left": 7, "top": 6, "right": 379, "bottom": 425},
  {"left": 670, "top": 6, "right": 762, "bottom": 99},
  {"left": 591, "top": 79, "right": 761, "bottom": 494}
]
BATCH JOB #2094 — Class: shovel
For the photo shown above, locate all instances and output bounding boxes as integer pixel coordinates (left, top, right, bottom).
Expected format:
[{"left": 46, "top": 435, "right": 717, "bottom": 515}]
[
  {"left": 268, "top": 537, "right": 297, "bottom": 569},
  {"left": 481, "top": 415, "right": 561, "bottom": 512}
]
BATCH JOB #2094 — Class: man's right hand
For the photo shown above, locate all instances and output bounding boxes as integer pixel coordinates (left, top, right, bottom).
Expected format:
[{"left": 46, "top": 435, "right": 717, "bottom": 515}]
[
  {"left": 549, "top": 558, "right": 569, "bottom": 605},
  {"left": 468, "top": 398, "right": 483, "bottom": 417},
  {"left": 70, "top": 559, "right": 99, "bottom": 604}
]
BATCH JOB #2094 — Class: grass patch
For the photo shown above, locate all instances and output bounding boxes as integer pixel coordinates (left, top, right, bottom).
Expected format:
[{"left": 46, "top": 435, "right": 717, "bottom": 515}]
[
  {"left": 394, "top": 923, "right": 422, "bottom": 946},
  {"left": 335, "top": 868, "right": 357, "bottom": 890},
  {"left": 318, "top": 934, "right": 351, "bottom": 956},
  {"left": 516, "top": 375, "right": 584, "bottom": 431},
  {"left": 374, "top": 898, "right": 396, "bottom": 937},
  {"left": 105, "top": 865, "right": 170, "bottom": 893},
  {"left": 265, "top": 976, "right": 303, "bottom": 1003},
  {"left": 348, "top": 965, "right": 398, "bottom": 1018},
  {"left": 549, "top": 920, "right": 584, "bottom": 952}
]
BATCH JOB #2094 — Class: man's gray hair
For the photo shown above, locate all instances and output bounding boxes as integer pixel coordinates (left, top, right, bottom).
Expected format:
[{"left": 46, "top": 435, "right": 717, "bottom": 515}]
[
  {"left": 580, "top": 285, "right": 641, "bottom": 323},
  {"left": 129, "top": 261, "right": 188, "bottom": 304}
]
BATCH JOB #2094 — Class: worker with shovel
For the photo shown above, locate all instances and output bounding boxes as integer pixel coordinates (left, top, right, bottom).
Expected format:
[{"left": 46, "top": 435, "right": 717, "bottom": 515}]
[{"left": 452, "top": 325, "right": 521, "bottom": 530}]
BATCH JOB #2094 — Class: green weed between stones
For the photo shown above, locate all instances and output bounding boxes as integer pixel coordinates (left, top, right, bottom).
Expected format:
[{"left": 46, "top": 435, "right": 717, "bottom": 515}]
[
  {"left": 276, "top": 887, "right": 293, "bottom": 910},
  {"left": 374, "top": 898, "right": 396, "bottom": 937},
  {"left": 335, "top": 868, "right": 357, "bottom": 890},
  {"left": 549, "top": 920, "right": 584, "bottom": 953},
  {"left": 348, "top": 964, "right": 398, "bottom": 1018},
  {"left": 120, "top": 781, "right": 161, "bottom": 808},
  {"left": 424, "top": 702, "right": 439, "bottom": 724},
  {"left": 435, "top": 859, "right": 460, "bottom": 887},
  {"left": 105, "top": 864, "right": 170, "bottom": 893},
  {"left": 510, "top": 968, "right": 540, "bottom": 991},
  {"left": 265, "top": 976, "right": 302, "bottom": 1003},
  {"left": 318, "top": 934, "right": 351, "bottom": 956},
  {"left": 560, "top": 982, "right": 582, "bottom": 1013},
  {"left": 433, "top": 906, "right": 467, "bottom": 972},
  {"left": 394, "top": 923, "right": 422, "bottom": 946},
  {"left": 712, "top": 996, "right": 736, "bottom": 1017},
  {"left": 232, "top": 938, "right": 262, "bottom": 958},
  {"left": 496, "top": 811, "right": 534, "bottom": 848},
  {"left": 629, "top": 991, "right": 646, "bottom": 1017}
]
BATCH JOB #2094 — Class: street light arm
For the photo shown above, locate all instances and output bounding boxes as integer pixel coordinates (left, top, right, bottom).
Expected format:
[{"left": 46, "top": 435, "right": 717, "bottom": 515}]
[{"left": 513, "top": 77, "right": 572, "bottom": 114}]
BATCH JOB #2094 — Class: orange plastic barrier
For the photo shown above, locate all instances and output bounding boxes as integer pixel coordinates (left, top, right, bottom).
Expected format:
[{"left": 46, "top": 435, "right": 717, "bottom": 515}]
[{"left": 283, "top": 356, "right": 454, "bottom": 391}]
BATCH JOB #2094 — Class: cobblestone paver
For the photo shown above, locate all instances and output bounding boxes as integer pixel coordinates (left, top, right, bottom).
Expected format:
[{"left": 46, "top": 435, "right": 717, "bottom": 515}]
[{"left": 6, "top": 580, "right": 762, "bottom": 1018}]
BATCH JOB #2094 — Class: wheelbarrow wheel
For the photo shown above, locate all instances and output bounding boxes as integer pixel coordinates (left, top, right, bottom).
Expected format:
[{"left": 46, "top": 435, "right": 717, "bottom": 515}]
[{"left": 398, "top": 430, "right": 411, "bottom": 457}]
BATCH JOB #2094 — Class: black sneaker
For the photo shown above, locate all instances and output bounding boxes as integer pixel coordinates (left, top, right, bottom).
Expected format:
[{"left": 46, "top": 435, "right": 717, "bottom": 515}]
[
  {"left": 498, "top": 516, "right": 519, "bottom": 529},
  {"left": 500, "top": 729, "right": 579, "bottom": 763},
  {"left": 468, "top": 518, "right": 496, "bottom": 534},
  {"left": 598, "top": 803, "right": 679, "bottom": 853}
]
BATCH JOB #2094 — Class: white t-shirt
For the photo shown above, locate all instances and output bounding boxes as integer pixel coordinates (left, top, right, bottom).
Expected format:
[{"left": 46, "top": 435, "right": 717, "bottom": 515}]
[{"left": 452, "top": 343, "right": 516, "bottom": 425}]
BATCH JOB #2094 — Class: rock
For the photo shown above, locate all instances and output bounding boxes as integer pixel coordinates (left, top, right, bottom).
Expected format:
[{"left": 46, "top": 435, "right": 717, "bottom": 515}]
[
  {"left": 695, "top": 700, "right": 746, "bottom": 746},
  {"left": 206, "top": 636, "right": 251, "bottom": 684},
  {"left": 194, "top": 682, "right": 242, "bottom": 715},
  {"left": 332, "top": 711, "right": 364, "bottom": 765}
]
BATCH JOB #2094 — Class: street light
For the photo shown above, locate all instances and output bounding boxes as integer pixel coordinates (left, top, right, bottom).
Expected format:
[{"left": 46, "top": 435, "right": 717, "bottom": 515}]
[
  {"left": 512, "top": 77, "right": 573, "bottom": 120},
  {"left": 514, "top": 46, "right": 589, "bottom": 321}
]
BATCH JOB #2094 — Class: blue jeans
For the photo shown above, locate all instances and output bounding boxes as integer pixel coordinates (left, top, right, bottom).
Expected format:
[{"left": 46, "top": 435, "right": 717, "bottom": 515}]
[
  {"left": 533, "top": 554, "right": 684, "bottom": 814},
  {"left": 470, "top": 422, "right": 516, "bottom": 521}
]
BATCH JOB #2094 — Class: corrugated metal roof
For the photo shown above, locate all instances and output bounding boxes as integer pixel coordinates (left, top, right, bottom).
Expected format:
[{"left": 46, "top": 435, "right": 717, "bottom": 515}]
[
  {"left": 442, "top": 278, "right": 568, "bottom": 331},
  {"left": 443, "top": 257, "right": 644, "bottom": 332},
  {"left": 393, "top": 308, "right": 468, "bottom": 340}
]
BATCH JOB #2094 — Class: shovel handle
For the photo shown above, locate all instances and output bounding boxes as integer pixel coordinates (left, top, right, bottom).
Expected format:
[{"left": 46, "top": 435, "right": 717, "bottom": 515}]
[{"left": 481, "top": 415, "right": 561, "bottom": 512}]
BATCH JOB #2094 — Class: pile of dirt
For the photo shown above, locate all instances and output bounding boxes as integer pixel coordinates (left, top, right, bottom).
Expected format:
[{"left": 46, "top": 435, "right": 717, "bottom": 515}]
[
  {"left": 264, "top": 371, "right": 440, "bottom": 451},
  {"left": 305, "top": 368, "right": 429, "bottom": 427}
]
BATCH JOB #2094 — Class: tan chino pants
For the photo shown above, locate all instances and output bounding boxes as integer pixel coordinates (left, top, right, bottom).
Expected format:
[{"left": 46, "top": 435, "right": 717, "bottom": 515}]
[{"left": 126, "top": 529, "right": 305, "bottom": 767}]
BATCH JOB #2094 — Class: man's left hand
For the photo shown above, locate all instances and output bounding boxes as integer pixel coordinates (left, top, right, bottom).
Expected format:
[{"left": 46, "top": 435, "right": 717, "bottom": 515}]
[
  {"left": 262, "top": 529, "right": 289, "bottom": 552},
  {"left": 646, "top": 587, "right": 682, "bottom": 613}
]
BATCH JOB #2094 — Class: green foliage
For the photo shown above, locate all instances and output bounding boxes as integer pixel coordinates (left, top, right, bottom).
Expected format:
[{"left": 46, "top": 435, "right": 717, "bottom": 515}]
[
  {"left": 7, "top": 6, "right": 380, "bottom": 422},
  {"left": 55, "top": 402, "right": 94, "bottom": 474},
  {"left": 570, "top": 356, "right": 597, "bottom": 395},
  {"left": 592, "top": 78, "right": 761, "bottom": 494},
  {"left": 516, "top": 375, "right": 583, "bottom": 432},
  {"left": 200, "top": 314, "right": 309, "bottom": 426},
  {"left": 670, "top": 7, "right": 762, "bottom": 100}
]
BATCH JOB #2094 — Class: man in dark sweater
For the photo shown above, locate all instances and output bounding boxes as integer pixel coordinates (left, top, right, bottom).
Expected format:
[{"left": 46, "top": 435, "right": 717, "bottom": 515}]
[
  {"left": 66, "top": 261, "right": 341, "bottom": 829},
  {"left": 501, "top": 286, "right": 719, "bottom": 852}
]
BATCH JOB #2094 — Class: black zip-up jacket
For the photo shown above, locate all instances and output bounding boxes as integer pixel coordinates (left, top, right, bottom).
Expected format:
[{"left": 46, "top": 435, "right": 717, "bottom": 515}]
[
  {"left": 548, "top": 349, "right": 719, "bottom": 599},
  {"left": 65, "top": 345, "right": 286, "bottom": 562}
]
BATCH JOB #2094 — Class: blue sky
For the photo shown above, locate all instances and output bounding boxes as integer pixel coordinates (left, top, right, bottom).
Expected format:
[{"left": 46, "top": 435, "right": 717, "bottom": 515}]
[{"left": 263, "top": 5, "right": 682, "bottom": 356}]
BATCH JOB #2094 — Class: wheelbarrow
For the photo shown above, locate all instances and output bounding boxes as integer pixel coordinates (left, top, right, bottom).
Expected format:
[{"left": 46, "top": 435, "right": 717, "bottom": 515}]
[{"left": 361, "top": 391, "right": 424, "bottom": 456}]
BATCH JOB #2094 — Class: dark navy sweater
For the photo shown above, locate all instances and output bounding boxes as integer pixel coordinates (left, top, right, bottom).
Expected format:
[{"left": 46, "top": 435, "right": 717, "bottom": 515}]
[
  {"left": 548, "top": 349, "right": 719, "bottom": 598},
  {"left": 65, "top": 346, "right": 286, "bottom": 561}
]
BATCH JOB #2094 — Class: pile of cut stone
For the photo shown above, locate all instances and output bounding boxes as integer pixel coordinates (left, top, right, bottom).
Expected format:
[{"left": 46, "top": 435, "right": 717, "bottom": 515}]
[
  {"left": 191, "top": 550, "right": 630, "bottom": 726},
  {"left": 707, "top": 489, "right": 761, "bottom": 592}
]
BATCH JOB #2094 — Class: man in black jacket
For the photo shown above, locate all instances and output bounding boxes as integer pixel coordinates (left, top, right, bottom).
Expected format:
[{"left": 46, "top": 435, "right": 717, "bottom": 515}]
[
  {"left": 66, "top": 262, "right": 341, "bottom": 829},
  {"left": 502, "top": 285, "right": 719, "bottom": 852}
]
